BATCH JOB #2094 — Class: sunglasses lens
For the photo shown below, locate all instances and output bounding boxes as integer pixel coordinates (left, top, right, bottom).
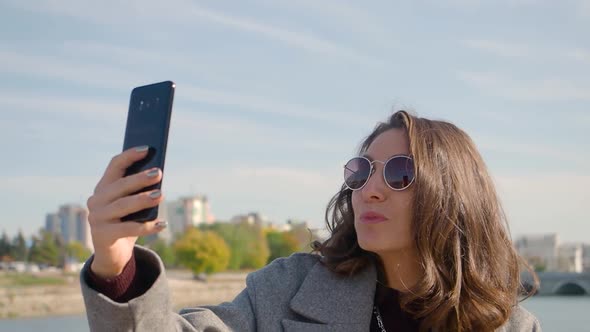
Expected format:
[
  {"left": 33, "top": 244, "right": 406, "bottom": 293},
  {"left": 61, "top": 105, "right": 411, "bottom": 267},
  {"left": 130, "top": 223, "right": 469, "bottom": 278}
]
[
  {"left": 344, "top": 157, "right": 371, "bottom": 190},
  {"left": 385, "top": 157, "right": 415, "bottom": 189}
]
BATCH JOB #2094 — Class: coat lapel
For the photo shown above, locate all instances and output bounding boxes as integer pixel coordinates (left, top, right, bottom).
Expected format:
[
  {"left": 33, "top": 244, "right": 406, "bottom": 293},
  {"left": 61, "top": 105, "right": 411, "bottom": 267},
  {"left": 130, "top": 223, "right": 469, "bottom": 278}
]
[{"left": 288, "top": 260, "right": 377, "bottom": 327}]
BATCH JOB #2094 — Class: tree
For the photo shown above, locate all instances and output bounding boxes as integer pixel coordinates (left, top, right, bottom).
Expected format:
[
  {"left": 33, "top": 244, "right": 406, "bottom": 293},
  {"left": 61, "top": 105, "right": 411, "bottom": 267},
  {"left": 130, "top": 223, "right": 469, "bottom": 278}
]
[
  {"left": 174, "top": 228, "right": 230, "bottom": 276},
  {"left": 66, "top": 241, "right": 92, "bottom": 262},
  {"left": 136, "top": 236, "right": 147, "bottom": 246},
  {"left": 203, "top": 222, "right": 269, "bottom": 270},
  {"left": 29, "top": 231, "right": 60, "bottom": 266},
  {"left": 12, "top": 230, "right": 28, "bottom": 261},
  {"left": 266, "top": 231, "right": 300, "bottom": 264},
  {"left": 0, "top": 231, "right": 12, "bottom": 260},
  {"left": 149, "top": 239, "right": 176, "bottom": 268}
]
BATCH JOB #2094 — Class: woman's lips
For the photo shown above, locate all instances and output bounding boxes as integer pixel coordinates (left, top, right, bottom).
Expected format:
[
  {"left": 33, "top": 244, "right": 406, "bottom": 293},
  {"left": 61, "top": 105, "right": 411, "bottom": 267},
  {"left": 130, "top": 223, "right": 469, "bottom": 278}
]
[{"left": 359, "top": 211, "right": 388, "bottom": 224}]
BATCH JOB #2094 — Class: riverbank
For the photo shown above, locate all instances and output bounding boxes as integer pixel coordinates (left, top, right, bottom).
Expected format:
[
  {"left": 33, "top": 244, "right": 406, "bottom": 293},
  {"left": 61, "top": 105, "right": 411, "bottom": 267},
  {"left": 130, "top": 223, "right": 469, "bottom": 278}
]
[{"left": 0, "top": 270, "right": 247, "bottom": 319}]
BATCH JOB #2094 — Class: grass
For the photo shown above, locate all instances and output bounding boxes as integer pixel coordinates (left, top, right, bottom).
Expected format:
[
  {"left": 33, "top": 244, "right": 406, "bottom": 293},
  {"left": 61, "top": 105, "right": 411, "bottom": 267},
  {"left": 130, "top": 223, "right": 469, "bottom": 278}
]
[{"left": 0, "top": 274, "right": 66, "bottom": 287}]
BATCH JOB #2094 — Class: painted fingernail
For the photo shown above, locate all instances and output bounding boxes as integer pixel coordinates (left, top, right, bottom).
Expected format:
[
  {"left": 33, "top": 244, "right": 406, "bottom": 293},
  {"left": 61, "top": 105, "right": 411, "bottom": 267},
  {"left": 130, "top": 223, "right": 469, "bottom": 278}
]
[
  {"left": 135, "top": 145, "right": 149, "bottom": 152},
  {"left": 149, "top": 190, "right": 161, "bottom": 199},
  {"left": 155, "top": 221, "right": 168, "bottom": 228},
  {"left": 146, "top": 168, "right": 160, "bottom": 177}
]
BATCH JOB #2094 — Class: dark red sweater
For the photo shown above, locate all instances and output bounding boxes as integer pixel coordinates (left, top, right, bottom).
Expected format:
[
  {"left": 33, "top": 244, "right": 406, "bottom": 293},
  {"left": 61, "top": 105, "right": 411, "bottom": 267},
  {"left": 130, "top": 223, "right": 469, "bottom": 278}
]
[{"left": 86, "top": 254, "right": 153, "bottom": 303}]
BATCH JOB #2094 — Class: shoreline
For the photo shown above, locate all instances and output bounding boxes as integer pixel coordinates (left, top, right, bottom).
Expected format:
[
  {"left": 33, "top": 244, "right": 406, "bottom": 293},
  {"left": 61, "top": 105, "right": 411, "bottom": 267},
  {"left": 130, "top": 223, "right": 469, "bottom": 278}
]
[{"left": 0, "top": 270, "right": 247, "bottom": 320}]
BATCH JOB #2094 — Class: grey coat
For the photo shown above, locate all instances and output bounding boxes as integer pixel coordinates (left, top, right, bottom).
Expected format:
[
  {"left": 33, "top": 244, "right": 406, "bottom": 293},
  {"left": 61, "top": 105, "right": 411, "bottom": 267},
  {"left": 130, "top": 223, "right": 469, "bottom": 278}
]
[{"left": 80, "top": 245, "right": 541, "bottom": 332}]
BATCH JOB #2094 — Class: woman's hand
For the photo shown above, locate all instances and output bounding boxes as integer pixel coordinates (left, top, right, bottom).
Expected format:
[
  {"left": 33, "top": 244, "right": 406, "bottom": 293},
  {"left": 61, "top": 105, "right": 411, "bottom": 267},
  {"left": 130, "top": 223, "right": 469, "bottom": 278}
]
[{"left": 86, "top": 146, "right": 167, "bottom": 278}]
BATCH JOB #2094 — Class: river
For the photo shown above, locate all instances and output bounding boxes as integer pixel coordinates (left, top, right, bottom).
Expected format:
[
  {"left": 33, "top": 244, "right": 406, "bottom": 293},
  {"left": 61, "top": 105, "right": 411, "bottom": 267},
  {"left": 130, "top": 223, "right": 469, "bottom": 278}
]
[{"left": 0, "top": 296, "right": 587, "bottom": 331}]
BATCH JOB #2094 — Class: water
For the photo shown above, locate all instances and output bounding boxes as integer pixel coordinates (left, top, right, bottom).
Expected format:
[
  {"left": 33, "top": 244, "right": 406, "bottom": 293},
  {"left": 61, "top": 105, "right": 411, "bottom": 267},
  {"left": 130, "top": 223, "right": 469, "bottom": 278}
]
[
  {"left": 521, "top": 296, "right": 590, "bottom": 331},
  {"left": 0, "top": 296, "right": 588, "bottom": 331},
  {"left": 0, "top": 314, "right": 88, "bottom": 332}
]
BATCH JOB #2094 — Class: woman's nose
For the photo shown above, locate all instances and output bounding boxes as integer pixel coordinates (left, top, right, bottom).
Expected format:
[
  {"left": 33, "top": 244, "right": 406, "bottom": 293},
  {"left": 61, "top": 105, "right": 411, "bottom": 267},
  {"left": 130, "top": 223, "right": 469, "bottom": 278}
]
[{"left": 360, "top": 165, "right": 386, "bottom": 202}]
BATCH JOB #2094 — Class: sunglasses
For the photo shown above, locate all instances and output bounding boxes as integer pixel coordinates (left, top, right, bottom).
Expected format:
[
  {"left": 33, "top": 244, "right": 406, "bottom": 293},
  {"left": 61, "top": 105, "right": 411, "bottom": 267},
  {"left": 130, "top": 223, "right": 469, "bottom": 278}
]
[{"left": 343, "top": 155, "right": 415, "bottom": 191}]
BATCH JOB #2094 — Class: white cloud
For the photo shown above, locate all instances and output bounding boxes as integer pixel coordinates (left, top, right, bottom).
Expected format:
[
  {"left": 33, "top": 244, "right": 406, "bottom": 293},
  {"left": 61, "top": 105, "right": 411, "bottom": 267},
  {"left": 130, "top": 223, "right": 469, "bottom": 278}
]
[
  {"left": 457, "top": 71, "right": 590, "bottom": 101},
  {"left": 169, "top": 110, "right": 346, "bottom": 153},
  {"left": 0, "top": 89, "right": 350, "bottom": 155},
  {"left": 473, "top": 135, "right": 588, "bottom": 164},
  {"left": 181, "top": 85, "right": 365, "bottom": 124},
  {"left": 565, "top": 48, "right": 590, "bottom": 63},
  {"left": 0, "top": 50, "right": 142, "bottom": 90},
  {"left": 1, "top": 175, "right": 97, "bottom": 198},
  {"left": 256, "top": 0, "right": 395, "bottom": 47},
  {"left": 0, "top": 93, "right": 123, "bottom": 119},
  {"left": 463, "top": 39, "right": 531, "bottom": 57},
  {"left": 4, "top": 0, "right": 383, "bottom": 67},
  {"left": 0, "top": 49, "right": 366, "bottom": 126},
  {"left": 464, "top": 39, "right": 590, "bottom": 65},
  {"left": 579, "top": 0, "right": 590, "bottom": 16},
  {"left": 179, "top": 2, "right": 383, "bottom": 67},
  {"left": 0, "top": 93, "right": 127, "bottom": 145},
  {"left": 60, "top": 40, "right": 222, "bottom": 80}
]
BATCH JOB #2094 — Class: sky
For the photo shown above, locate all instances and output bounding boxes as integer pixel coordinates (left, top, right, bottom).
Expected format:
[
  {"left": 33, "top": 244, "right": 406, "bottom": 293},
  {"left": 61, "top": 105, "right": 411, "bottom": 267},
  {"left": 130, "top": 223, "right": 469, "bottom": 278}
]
[{"left": 0, "top": 0, "right": 588, "bottom": 243}]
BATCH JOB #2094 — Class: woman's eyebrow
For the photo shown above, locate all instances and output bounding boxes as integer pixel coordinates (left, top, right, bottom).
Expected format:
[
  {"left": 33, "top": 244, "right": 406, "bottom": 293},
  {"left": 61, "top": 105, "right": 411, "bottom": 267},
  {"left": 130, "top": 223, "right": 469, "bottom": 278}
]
[{"left": 361, "top": 153, "right": 374, "bottom": 160}]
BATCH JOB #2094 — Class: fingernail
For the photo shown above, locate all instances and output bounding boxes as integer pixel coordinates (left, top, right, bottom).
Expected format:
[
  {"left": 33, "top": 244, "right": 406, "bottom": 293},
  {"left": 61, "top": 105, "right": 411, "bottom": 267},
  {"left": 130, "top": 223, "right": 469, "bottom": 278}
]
[
  {"left": 149, "top": 190, "right": 161, "bottom": 199},
  {"left": 146, "top": 168, "right": 160, "bottom": 177},
  {"left": 135, "top": 145, "right": 149, "bottom": 152},
  {"left": 155, "top": 221, "right": 168, "bottom": 228}
]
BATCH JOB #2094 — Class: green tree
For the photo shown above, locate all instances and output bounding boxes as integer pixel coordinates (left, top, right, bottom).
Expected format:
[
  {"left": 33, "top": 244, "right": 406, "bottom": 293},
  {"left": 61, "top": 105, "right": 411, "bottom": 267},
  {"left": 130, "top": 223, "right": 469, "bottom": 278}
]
[
  {"left": 174, "top": 228, "right": 230, "bottom": 275},
  {"left": 150, "top": 239, "right": 176, "bottom": 268},
  {"left": 66, "top": 241, "right": 92, "bottom": 262},
  {"left": 0, "top": 231, "right": 12, "bottom": 260},
  {"left": 136, "top": 236, "right": 147, "bottom": 246},
  {"left": 29, "top": 231, "right": 60, "bottom": 266},
  {"left": 12, "top": 230, "right": 28, "bottom": 261},
  {"left": 266, "top": 231, "right": 300, "bottom": 264},
  {"left": 204, "top": 222, "right": 269, "bottom": 270}
]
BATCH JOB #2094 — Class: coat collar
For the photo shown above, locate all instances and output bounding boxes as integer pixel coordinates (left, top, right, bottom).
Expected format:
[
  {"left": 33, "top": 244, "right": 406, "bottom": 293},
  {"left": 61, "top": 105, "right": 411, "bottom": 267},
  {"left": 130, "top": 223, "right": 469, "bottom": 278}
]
[{"left": 288, "top": 259, "right": 377, "bottom": 325}]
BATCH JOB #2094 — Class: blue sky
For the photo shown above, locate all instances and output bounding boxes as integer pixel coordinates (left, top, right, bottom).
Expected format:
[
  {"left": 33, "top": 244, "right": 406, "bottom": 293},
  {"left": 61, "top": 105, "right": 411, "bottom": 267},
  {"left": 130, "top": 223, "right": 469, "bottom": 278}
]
[{"left": 0, "top": 0, "right": 588, "bottom": 243}]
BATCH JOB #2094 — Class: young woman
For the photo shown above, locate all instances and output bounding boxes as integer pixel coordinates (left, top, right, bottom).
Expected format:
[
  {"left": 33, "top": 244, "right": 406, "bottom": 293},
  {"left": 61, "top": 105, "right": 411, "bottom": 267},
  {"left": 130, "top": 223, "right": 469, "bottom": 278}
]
[{"left": 81, "top": 110, "right": 540, "bottom": 331}]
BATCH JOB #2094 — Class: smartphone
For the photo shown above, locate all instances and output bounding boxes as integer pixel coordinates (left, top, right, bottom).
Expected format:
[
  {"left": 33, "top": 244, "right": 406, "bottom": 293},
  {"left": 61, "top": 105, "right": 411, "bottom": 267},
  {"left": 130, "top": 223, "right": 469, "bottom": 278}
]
[{"left": 121, "top": 81, "right": 175, "bottom": 222}]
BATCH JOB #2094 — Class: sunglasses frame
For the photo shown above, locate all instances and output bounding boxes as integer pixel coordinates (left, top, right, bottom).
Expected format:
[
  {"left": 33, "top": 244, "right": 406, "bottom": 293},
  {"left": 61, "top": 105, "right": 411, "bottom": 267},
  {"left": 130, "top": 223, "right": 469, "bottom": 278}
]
[{"left": 343, "top": 154, "right": 416, "bottom": 191}]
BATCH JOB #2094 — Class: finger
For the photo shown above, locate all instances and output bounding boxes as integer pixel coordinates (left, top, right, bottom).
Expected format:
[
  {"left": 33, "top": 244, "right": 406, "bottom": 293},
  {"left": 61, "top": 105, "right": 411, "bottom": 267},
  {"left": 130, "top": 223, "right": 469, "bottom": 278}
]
[
  {"left": 95, "top": 167, "right": 162, "bottom": 206},
  {"left": 108, "top": 219, "right": 169, "bottom": 238},
  {"left": 93, "top": 190, "right": 164, "bottom": 223},
  {"left": 95, "top": 146, "right": 150, "bottom": 191}
]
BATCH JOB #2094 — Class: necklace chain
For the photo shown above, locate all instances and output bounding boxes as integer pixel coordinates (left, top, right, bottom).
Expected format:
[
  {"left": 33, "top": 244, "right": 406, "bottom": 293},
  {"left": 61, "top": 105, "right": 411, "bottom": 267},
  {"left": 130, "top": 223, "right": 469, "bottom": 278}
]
[{"left": 373, "top": 305, "right": 386, "bottom": 332}]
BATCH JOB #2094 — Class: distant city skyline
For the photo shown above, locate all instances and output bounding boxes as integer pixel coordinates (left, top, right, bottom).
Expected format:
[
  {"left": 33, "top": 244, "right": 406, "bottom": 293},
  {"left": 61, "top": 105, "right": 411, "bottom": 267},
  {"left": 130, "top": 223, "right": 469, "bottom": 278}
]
[{"left": 0, "top": 1, "right": 588, "bottom": 242}]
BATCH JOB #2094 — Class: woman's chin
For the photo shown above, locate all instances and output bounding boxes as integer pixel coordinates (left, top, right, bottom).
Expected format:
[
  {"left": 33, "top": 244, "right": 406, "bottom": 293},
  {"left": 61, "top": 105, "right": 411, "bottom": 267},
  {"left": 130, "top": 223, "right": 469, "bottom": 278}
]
[{"left": 357, "top": 236, "right": 408, "bottom": 254}]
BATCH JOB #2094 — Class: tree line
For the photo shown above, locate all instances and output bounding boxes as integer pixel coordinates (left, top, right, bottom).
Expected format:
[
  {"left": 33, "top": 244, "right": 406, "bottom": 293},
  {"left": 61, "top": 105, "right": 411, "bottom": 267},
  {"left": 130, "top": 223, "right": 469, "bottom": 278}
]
[
  {"left": 0, "top": 230, "right": 91, "bottom": 267},
  {"left": 141, "top": 221, "right": 318, "bottom": 276},
  {"left": 1, "top": 221, "right": 319, "bottom": 276}
]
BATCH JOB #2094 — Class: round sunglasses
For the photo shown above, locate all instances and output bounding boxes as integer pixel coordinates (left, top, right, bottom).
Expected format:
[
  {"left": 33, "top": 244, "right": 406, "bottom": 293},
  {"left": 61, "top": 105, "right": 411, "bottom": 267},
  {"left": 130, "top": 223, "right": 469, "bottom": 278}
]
[{"left": 343, "top": 155, "right": 416, "bottom": 191}]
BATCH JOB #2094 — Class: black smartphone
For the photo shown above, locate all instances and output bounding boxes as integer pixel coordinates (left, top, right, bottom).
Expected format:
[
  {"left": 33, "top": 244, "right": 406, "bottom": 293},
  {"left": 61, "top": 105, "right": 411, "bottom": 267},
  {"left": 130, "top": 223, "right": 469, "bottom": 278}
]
[{"left": 121, "top": 81, "right": 175, "bottom": 222}]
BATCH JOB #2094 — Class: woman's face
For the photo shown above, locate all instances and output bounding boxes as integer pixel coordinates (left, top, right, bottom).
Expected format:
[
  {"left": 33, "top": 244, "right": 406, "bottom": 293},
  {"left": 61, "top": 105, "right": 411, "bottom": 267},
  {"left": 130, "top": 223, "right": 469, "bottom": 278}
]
[{"left": 352, "top": 128, "right": 415, "bottom": 254}]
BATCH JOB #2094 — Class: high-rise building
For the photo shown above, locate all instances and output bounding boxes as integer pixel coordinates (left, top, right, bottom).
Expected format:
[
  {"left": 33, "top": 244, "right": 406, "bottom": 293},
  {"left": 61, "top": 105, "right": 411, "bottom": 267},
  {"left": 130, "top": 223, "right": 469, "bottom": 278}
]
[
  {"left": 59, "top": 204, "right": 80, "bottom": 244},
  {"left": 558, "top": 244, "right": 583, "bottom": 273},
  {"left": 231, "top": 212, "right": 267, "bottom": 226},
  {"left": 583, "top": 244, "right": 590, "bottom": 273},
  {"left": 143, "top": 202, "right": 173, "bottom": 244},
  {"left": 45, "top": 213, "right": 61, "bottom": 235},
  {"left": 515, "top": 233, "right": 559, "bottom": 271},
  {"left": 75, "top": 208, "right": 92, "bottom": 251},
  {"left": 167, "top": 195, "right": 215, "bottom": 237},
  {"left": 515, "top": 233, "right": 589, "bottom": 273},
  {"left": 45, "top": 204, "right": 93, "bottom": 251}
]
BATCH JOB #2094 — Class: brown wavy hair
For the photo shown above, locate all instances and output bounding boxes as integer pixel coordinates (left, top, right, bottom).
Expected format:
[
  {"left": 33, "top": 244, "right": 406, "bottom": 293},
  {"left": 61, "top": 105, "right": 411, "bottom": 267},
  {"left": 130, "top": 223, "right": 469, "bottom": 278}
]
[{"left": 312, "top": 110, "right": 537, "bottom": 332}]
